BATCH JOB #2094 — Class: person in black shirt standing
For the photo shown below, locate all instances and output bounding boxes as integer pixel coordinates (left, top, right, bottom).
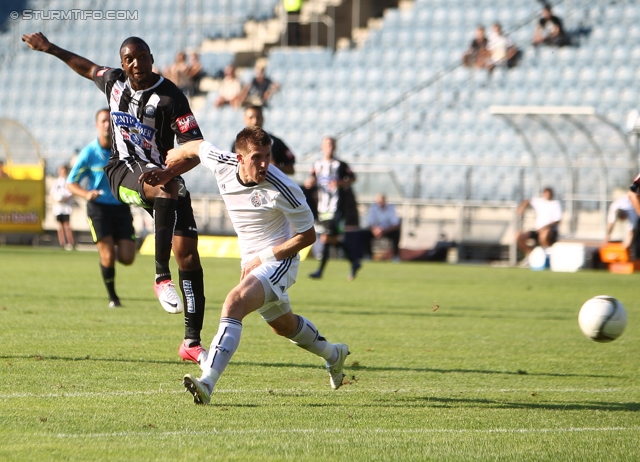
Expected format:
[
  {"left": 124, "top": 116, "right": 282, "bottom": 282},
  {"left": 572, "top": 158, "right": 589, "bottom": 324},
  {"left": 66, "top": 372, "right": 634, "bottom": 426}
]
[
  {"left": 534, "top": 4, "right": 570, "bottom": 47},
  {"left": 231, "top": 105, "right": 295, "bottom": 175},
  {"left": 23, "top": 32, "right": 208, "bottom": 366}
]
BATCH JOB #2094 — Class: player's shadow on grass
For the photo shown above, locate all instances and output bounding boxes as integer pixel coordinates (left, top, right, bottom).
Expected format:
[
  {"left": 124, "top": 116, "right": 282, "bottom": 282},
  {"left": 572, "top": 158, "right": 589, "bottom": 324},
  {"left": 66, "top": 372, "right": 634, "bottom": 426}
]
[
  {"left": 308, "top": 307, "right": 573, "bottom": 321},
  {"left": 6, "top": 294, "right": 159, "bottom": 305},
  {"left": 0, "top": 356, "right": 620, "bottom": 379},
  {"left": 405, "top": 396, "right": 640, "bottom": 412},
  {"left": 343, "top": 363, "right": 619, "bottom": 379}
]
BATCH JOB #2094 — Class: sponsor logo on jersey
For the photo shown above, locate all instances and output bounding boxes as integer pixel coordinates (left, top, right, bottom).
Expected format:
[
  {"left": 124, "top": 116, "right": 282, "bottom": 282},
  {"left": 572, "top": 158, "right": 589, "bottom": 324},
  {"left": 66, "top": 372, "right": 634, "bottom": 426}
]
[
  {"left": 250, "top": 191, "right": 266, "bottom": 207},
  {"left": 143, "top": 105, "right": 156, "bottom": 118},
  {"left": 112, "top": 112, "right": 156, "bottom": 147},
  {"left": 96, "top": 67, "right": 110, "bottom": 77},
  {"left": 176, "top": 113, "right": 198, "bottom": 133},
  {"left": 111, "top": 87, "right": 121, "bottom": 104}
]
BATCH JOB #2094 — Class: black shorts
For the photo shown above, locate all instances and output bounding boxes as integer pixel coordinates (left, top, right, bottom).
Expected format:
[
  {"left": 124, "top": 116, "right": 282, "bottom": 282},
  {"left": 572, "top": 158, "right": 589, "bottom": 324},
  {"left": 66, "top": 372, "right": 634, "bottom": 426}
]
[
  {"left": 340, "top": 188, "right": 359, "bottom": 227},
  {"left": 87, "top": 201, "right": 135, "bottom": 243},
  {"left": 317, "top": 218, "right": 341, "bottom": 236},
  {"left": 56, "top": 214, "right": 70, "bottom": 223},
  {"left": 104, "top": 160, "right": 198, "bottom": 239},
  {"left": 527, "top": 227, "right": 558, "bottom": 246}
]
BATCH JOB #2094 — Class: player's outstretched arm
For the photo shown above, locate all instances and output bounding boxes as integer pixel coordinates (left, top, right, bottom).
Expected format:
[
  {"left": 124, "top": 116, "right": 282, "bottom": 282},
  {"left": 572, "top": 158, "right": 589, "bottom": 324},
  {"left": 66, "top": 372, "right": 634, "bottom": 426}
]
[
  {"left": 22, "top": 32, "right": 98, "bottom": 80},
  {"left": 138, "top": 140, "right": 204, "bottom": 186},
  {"left": 165, "top": 140, "right": 204, "bottom": 174}
]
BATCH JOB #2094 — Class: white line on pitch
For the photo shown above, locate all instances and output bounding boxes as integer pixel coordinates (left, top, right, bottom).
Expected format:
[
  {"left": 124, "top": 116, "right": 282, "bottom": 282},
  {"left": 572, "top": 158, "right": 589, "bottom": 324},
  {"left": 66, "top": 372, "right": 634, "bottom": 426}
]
[{"left": 41, "top": 427, "right": 640, "bottom": 439}]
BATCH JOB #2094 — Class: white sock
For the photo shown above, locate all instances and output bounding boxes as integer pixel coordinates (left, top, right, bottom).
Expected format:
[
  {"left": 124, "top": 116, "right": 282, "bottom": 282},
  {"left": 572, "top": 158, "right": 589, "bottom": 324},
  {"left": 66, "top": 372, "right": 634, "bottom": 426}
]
[
  {"left": 201, "top": 317, "right": 242, "bottom": 390},
  {"left": 288, "top": 316, "right": 336, "bottom": 362}
]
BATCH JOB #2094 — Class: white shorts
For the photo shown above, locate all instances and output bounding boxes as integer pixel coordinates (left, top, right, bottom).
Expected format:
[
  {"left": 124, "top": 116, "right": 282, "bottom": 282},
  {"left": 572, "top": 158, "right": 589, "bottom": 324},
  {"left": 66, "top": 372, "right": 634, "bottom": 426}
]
[{"left": 249, "top": 254, "right": 299, "bottom": 322}]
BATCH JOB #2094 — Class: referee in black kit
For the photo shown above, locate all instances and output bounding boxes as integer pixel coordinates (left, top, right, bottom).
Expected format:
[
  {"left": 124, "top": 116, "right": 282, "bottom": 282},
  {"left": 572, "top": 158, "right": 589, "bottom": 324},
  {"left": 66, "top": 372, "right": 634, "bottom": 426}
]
[{"left": 23, "top": 32, "right": 209, "bottom": 367}]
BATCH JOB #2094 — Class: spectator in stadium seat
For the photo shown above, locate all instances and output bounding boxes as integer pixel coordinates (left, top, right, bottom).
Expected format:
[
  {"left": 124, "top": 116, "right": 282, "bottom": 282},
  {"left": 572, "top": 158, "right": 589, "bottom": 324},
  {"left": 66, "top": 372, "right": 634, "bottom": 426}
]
[
  {"left": 239, "top": 64, "right": 280, "bottom": 108},
  {"left": 186, "top": 52, "right": 204, "bottom": 96},
  {"left": 214, "top": 64, "right": 242, "bottom": 109},
  {"left": 231, "top": 105, "right": 295, "bottom": 175},
  {"left": 533, "top": 4, "right": 570, "bottom": 47},
  {"left": 163, "top": 51, "right": 191, "bottom": 95},
  {"left": 486, "top": 22, "right": 518, "bottom": 72},
  {"left": 516, "top": 187, "right": 562, "bottom": 266},
  {"left": 50, "top": 164, "right": 75, "bottom": 250},
  {"left": 306, "top": 137, "right": 362, "bottom": 281},
  {"left": 604, "top": 194, "right": 640, "bottom": 258},
  {"left": 462, "top": 25, "right": 491, "bottom": 69},
  {"left": 362, "top": 193, "right": 401, "bottom": 262}
]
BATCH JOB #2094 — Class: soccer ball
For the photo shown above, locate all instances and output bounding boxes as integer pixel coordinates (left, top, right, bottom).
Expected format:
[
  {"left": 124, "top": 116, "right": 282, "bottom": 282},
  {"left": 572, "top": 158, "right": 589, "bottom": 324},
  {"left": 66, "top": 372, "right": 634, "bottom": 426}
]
[{"left": 578, "top": 296, "right": 627, "bottom": 343}]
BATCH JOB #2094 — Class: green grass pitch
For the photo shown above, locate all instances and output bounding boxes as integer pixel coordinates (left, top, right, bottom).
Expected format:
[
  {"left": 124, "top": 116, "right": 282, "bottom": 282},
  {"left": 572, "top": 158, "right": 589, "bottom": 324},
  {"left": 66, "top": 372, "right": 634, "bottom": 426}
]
[{"left": 0, "top": 246, "right": 638, "bottom": 461}]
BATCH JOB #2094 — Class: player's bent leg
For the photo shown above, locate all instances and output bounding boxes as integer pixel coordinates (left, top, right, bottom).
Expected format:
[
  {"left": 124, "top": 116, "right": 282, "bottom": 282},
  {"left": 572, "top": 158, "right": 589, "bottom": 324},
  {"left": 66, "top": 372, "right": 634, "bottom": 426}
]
[
  {"left": 115, "top": 239, "right": 136, "bottom": 265},
  {"left": 267, "top": 310, "right": 300, "bottom": 337},
  {"left": 288, "top": 314, "right": 349, "bottom": 390},
  {"left": 96, "top": 238, "right": 116, "bottom": 267},
  {"left": 173, "top": 224, "right": 206, "bottom": 364},
  {"left": 268, "top": 309, "right": 350, "bottom": 390},
  {"left": 198, "top": 317, "right": 243, "bottom": 394},
  {"left": 193, "top": 276, "right": 264, "bottom": 395},
  {"left": 96, "top": 239, "right": 120, "bottom": 307}
]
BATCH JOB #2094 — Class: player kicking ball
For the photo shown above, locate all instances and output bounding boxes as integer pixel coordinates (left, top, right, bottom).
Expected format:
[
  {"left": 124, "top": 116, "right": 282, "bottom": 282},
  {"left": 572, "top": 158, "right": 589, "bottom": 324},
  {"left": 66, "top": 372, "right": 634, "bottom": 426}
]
[{"left": 144, "top": 126, "right": 349, "bottom": 404}]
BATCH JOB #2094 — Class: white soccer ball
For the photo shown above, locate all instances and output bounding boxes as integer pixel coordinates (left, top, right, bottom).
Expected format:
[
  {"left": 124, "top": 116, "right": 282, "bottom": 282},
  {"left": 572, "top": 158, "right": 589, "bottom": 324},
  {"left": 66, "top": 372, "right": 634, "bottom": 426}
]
[{"left": 578, "top": 295, "right": 627, "bottom": 343}]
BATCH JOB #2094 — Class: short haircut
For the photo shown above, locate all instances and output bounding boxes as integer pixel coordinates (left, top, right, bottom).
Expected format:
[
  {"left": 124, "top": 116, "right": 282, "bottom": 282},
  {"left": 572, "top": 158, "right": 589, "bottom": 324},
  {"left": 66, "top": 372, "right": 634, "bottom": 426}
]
[
  {"left": 119, "top": 37, "right": 150, "bottom": 54},
  {"left": 245, "top": 105, "right": 263, "bottom": 115},
  {"left": 543, "top": 187, "right": 554, "bottom": 198},
  {"left": 235, "top": 126, "right": 271, "bottom": 155},
  {"left": 95, "top": 108, "right": 110, "bottom": 120}
]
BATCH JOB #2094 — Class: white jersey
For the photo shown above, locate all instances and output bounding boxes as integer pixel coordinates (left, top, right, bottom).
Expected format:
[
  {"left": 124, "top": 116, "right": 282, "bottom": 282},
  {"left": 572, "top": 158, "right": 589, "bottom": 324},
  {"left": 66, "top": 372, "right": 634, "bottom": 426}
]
[
  {"left": 608, "top": 196, "right": 639, "bottom": 231},
  {"left": 530, "top": 197, "right": 562, "bottom": 230},
  {"left": 50, "top": 176, "right": 73, "bottom": 216},
  {"left": 198, "top": 141, "right": 314, "bottom": 266}
]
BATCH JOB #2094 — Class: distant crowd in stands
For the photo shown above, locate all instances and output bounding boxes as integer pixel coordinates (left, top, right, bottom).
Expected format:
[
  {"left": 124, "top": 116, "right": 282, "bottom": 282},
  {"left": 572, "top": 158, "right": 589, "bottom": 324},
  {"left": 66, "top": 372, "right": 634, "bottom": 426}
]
[
  {"left": 463, "top": 3, "right": 569, "bottom": 72},
  {"left": 161, "top": 51, "right": 204, "bottom": 97},
  {"left": 214, "top": 63, "right": 280, "bottom": 110},
  {"left": 159, "top": 50, "right": 280, "bottom": 110}
]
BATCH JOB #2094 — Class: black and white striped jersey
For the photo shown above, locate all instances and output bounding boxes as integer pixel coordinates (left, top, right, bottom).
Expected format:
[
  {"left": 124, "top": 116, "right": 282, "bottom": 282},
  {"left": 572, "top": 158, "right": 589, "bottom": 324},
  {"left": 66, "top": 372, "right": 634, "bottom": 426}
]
[
  {"left": 92, "top": 67, "right": 203, "bottom": 167},
  {"left": 309, "top": 157, "right": 355, "bottom": 218},
  {"left": 197, "top": 141, "right": 314, "bottom": 266}
]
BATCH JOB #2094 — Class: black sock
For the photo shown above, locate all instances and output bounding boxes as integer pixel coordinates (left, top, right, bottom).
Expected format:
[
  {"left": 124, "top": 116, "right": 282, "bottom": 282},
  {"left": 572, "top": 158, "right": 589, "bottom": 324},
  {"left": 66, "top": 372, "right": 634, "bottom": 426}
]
[
  {"left": 100, "top": 264, "right": 118, "bottom": 301},
  {"left": 179, "top": 268, "right": 205, "bottom": 342},
  {"left": 153, "top": 197, "right": 177, "bottom": 281},
  {"left": 338, "top": 242, "right": 359, "bottom": 267},
  {"left": 317, "top": 243, "right": 331, "bottom": 273}
]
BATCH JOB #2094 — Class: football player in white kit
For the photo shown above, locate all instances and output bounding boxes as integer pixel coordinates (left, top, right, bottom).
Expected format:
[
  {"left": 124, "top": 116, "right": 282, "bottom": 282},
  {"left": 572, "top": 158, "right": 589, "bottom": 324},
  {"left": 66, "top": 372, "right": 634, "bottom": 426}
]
[{"left": 145, "top": 126, "right": 350, "bottom": 404}]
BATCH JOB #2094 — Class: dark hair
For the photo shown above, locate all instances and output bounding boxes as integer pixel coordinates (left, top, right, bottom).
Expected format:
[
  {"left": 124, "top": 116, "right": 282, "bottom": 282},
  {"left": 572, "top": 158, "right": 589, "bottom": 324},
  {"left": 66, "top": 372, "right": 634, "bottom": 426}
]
[
  {"left": 244, "top": 105, "right": 263, "bottom": 115},
  {"left": 95, "top": 108, "right": 110, "bottom": 120},
  {"left": 235, "top": 126, "right": 271, "bottom": 155},
  {"left": 119, "top": 37, "right": 150, "bottom": 54}
]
